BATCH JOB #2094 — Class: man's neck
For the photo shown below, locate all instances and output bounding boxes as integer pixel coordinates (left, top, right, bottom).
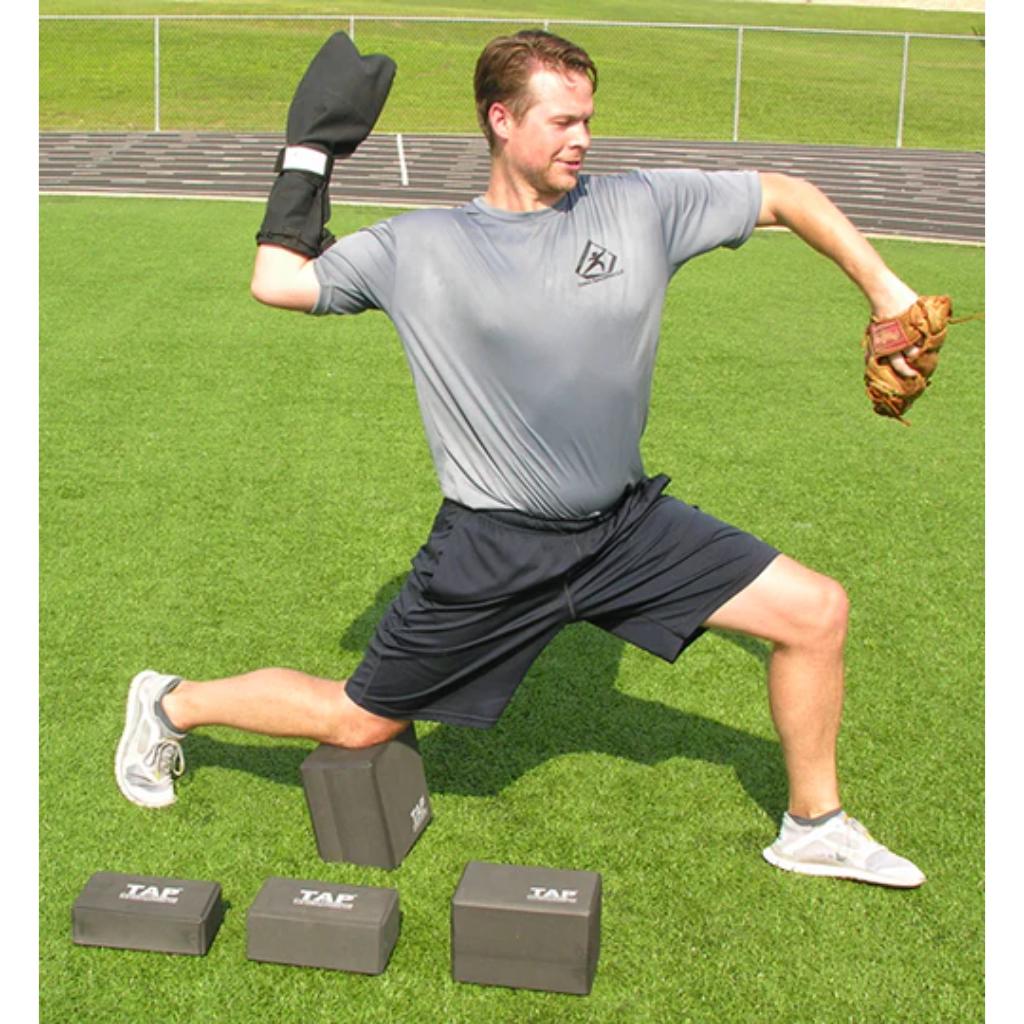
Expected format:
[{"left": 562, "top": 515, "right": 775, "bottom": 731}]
[{"left": 483, "top": 163, "right": 566, "bottom": 214}]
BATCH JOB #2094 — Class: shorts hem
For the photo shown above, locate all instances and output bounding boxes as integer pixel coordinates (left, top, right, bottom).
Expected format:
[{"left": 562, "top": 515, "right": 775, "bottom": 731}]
[
  {"left": 346, "top": 685, "right": 500, "bottom": 730},
  {"left": 687, "top": 547, "right": 781, "bottom": 648}
]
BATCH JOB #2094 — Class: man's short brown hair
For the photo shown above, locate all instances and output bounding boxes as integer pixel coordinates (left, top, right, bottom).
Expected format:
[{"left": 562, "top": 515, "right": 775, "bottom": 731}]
[{"left": 474, "top": 30, "right": 598, "bottom": 150}]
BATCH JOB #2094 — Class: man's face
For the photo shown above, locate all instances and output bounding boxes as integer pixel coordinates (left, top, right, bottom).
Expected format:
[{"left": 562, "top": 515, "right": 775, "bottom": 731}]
[{"left": 494, "top": 68, "right": 594, "bottom": 204}]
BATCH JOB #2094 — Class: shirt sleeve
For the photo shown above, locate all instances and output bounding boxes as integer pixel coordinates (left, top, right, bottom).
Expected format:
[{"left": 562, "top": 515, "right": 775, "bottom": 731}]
[
  {"left": 310, "top": 220, "right": 397, "bottom": 316},
  {"left": 633, "top": 169, "right": 761, "bottom": 270}
]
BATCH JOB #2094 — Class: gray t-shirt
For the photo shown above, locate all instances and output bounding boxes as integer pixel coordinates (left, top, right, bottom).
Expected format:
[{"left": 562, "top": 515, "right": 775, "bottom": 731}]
[{"left": 313, "top": 169, "right": 760, "bottom": 518}]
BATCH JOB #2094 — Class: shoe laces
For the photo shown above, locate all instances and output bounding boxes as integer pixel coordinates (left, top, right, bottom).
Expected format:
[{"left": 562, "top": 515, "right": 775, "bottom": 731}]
[
  {"left": 835, "top": 815, "right": 874, "bottom": 847},
  {"left": 143, "top": 739, "right": 185, "bottom": 781},
  {"left": 817, "top": 814, "right": 886, "bottom": 862},
  {"left": 828, "top": 820, "right": 856, "bottom": 857}
]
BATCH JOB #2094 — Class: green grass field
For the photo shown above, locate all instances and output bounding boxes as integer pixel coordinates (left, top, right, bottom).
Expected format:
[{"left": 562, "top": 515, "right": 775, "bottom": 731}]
[
  {"left": 39, "top": 0, "right": 985, "bottom": 148},
  {"left": 39, "top": 193, "right": 985, "bottom": 1022}
]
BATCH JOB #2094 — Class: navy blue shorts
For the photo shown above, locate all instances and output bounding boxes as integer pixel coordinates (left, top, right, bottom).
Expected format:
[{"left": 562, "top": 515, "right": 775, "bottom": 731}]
[{"left": 345, "top": 475, "right": 778, "bottom": 728}]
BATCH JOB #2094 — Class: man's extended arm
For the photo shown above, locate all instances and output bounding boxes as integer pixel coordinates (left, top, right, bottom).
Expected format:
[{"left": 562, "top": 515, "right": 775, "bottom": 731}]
[{"left": 757, "top": 172, "right": 917, "bottom": 320}]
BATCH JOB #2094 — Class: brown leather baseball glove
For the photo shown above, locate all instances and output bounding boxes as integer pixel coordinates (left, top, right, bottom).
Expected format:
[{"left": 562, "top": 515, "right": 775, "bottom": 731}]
[{"left": 862, "top": 295, "right": 952, "bottom": 423}]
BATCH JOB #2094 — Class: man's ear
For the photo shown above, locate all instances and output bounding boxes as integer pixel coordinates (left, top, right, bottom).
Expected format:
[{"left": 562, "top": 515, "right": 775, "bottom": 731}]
[{"left": 488, "top": 101, "right": 515, "bottom": 144}]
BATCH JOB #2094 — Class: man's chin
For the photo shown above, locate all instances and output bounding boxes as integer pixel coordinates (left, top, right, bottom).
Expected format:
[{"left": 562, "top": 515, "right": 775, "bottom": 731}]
[
  {"left": 529, "top": 166, "right": 583, "bottom": 204},
  {"left": 552, "top": 167, "right": 582, "bottom": 193}
]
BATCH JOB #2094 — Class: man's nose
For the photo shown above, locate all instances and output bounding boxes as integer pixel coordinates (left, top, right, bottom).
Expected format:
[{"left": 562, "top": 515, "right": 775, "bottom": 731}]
[{"left": 568, "top": 121, "right": 591, "bottom": 150}]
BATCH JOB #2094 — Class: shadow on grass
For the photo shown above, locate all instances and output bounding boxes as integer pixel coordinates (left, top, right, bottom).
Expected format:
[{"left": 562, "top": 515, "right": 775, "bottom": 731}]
[
  {"left": 417, "top": 624, "right": 786, "bottom": 821},
  {"left": 183, "top": 575, "right": 788, "bottom": 821}
]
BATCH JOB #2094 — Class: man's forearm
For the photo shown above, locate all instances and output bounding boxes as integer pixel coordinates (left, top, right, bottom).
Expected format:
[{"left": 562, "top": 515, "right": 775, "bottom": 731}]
[{"left": 757, "top": 172, "right": 916, "bottom": 319}]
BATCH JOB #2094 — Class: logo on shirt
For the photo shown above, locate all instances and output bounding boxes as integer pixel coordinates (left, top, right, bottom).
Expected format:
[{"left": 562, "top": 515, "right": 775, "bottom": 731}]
[{"left": 575, "top": 240, "right": 623, "bottom": 286}]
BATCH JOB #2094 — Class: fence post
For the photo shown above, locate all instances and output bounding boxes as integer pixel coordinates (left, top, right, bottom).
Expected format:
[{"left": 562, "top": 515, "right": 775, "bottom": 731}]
[
  {"left": 732, "top": 26, "right": 744, "bottom": 143},
  {"left": 154, "top": 16, "right": 161, "bottom": 132},
  {"left": 896, "top": 32, "right": 910, "bottom": 148}
]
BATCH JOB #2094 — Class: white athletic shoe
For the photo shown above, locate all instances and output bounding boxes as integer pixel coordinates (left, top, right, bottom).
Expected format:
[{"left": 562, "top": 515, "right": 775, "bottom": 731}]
[
  {"left": 763, "top": 811, "right": 926, "bottom": 888},
  {"left": 115, "top": 670, "right": 187, "bottom": 808}
]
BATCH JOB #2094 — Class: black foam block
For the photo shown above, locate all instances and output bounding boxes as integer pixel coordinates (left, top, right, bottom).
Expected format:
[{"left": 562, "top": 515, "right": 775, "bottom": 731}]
[
  {"left": 300, "top": 729, "right": 432, "bottom": 869},
  {"left": 451, "top": 861, "right": 602, "bottom": 995},
  {"left": 72, "top": 872, "right": 223, "bottom": 956},
  {"left": 247, "top": 876, "right": 400, "bottom": 974}
]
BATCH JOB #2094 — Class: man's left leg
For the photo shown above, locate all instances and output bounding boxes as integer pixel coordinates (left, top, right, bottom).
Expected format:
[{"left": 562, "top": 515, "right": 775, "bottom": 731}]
[
  {"left": 706, "top": 554, "right": 925, "bottom": 888},
  {"left": 704, "top": 554, "right": 846, "bottom": 820}
]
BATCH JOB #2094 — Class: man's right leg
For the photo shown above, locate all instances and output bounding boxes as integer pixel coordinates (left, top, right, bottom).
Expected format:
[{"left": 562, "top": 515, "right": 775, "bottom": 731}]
[
  {"left": 163, "top": 668, "right": 410, "bottom": 748},
  {"left": 116, "top": 499, "right": 580, "bottom": 808},
  {"left": 115, "top": 668, "right": 409, "bottom": 808}
]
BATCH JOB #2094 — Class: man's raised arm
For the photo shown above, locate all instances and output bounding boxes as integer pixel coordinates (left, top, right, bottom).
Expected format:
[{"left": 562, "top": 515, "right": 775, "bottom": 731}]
[
  {"left": 250, "top": 32, "right": 395, "bottom": 312},
  {"left": 251, "top": 244, "right": 321, "bottom": 311}
]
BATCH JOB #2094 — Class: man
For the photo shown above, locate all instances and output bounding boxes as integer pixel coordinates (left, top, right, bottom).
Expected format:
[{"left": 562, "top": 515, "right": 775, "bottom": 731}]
[{"left": 117, "top": 30, "right": 925, "bottom": 888}]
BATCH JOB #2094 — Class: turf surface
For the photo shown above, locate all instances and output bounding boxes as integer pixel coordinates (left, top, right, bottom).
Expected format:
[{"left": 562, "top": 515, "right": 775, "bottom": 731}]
[{"left": 38, "top": 194, "right": 984, "bottom": 1021}]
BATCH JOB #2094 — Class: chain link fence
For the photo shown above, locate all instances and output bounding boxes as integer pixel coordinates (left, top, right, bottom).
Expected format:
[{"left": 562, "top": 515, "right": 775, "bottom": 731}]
[{"left": 39, "top": 15, "right": 985, "bottom": 151}]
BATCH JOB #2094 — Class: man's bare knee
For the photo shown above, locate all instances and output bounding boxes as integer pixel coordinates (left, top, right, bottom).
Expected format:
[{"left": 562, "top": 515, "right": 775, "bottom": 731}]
[
  {"left": 325, "top": 690, "right": 411, "bottom": 749},
  {"left": 706, "top": 555, "right": 848, "bottom": 651},
  {"left": 786, "top": 574, "right": 849, "bottom": 652},
  {"left": 816, "top": 575, "right": 849, "bottom": 636}
]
